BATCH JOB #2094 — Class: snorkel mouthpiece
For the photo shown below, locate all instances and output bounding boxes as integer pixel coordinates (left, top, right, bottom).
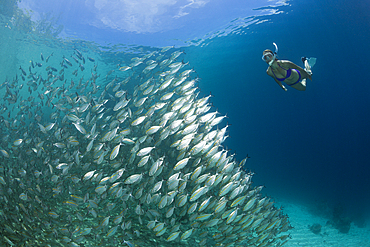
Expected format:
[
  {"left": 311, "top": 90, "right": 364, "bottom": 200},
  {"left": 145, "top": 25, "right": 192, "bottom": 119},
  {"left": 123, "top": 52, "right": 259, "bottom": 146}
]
[{"left": 268, "top": 55, "right": 275, "bottom": 66}]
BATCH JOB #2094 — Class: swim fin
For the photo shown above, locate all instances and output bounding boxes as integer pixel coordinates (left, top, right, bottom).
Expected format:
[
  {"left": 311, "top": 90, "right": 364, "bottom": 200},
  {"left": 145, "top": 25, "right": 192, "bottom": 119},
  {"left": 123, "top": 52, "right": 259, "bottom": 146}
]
[{"left": 307, "top": 57, "right": 316, "bottom": 68}]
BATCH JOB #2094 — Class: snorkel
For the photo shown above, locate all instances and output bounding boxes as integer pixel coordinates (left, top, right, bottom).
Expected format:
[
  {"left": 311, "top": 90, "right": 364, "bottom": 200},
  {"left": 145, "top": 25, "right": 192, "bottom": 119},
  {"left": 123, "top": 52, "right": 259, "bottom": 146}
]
[{"left": 262, "top": 42, "right": 278, "bottom": 66}]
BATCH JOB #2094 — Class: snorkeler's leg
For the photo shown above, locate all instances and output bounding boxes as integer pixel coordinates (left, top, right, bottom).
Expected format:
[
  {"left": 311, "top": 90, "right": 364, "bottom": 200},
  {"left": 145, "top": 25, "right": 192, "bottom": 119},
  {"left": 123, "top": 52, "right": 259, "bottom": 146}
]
[{"left": 291, "top": 79, "right": 307, "bottom": 91}]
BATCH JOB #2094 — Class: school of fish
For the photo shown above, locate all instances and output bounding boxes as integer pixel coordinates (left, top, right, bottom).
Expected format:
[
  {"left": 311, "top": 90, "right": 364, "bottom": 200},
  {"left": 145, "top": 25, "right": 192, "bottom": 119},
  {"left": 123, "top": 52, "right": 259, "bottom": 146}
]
[{"left": 0, "top": 45, "right": 291, "bottom": 246}]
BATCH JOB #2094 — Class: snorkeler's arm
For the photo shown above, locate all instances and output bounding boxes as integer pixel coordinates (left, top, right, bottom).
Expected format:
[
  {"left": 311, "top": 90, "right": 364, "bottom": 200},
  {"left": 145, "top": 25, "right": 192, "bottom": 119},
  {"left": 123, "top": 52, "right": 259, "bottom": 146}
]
[
  {"left": 284, "top": 61, "right": 312, "bottom": 80},
  {"left": 273, "top": 77, "right": 288, "bottom": 91},
  {"left": 266, "top": 69, "right": 287, "bottom": 91}
]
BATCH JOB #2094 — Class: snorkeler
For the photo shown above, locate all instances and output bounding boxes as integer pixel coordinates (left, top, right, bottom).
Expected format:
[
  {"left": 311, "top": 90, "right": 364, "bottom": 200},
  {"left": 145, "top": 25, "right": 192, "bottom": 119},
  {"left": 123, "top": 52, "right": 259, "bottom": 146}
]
[{"left": 262, "top": 43, "right": 316, "bottom": 91}]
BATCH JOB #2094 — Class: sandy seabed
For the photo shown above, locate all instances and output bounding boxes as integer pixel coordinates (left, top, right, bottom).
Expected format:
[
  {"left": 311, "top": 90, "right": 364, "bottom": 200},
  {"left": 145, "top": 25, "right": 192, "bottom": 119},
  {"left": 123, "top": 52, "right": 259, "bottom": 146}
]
[{"left": 277, "top": 201, "right": 370, "bottom": 247}]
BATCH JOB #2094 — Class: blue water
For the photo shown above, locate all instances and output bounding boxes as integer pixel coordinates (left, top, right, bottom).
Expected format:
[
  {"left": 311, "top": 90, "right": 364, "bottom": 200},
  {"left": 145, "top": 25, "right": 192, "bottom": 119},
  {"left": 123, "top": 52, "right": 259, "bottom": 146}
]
[
  {"left": 185, "top": 0, "right": 370, "bottom": 223},
  {"left": 203, "top": 0, "right": 370, "bottom": 221},
  {"left": 2, "top": 0, "right": 370, "bottom": 236}
]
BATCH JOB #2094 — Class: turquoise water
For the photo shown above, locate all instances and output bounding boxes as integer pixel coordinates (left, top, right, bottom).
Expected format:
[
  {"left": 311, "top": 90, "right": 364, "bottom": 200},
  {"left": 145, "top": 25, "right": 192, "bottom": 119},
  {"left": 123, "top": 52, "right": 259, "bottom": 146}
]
[{"left": 1, "top": 0, "right": 370, "bottom": 245}]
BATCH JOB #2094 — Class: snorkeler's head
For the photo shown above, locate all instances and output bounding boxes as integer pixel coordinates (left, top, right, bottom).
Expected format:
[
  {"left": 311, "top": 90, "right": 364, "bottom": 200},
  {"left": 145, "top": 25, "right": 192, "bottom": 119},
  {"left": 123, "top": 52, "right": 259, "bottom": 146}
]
[
  {"left": 262, "top": 49, "right": 274, "bottom": 57},
  {"left": 262, "top": 49, "right": 276, "bottom": 64},
  {"left": 262, "top": 43, "right": 278, "bottom": 66}
]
